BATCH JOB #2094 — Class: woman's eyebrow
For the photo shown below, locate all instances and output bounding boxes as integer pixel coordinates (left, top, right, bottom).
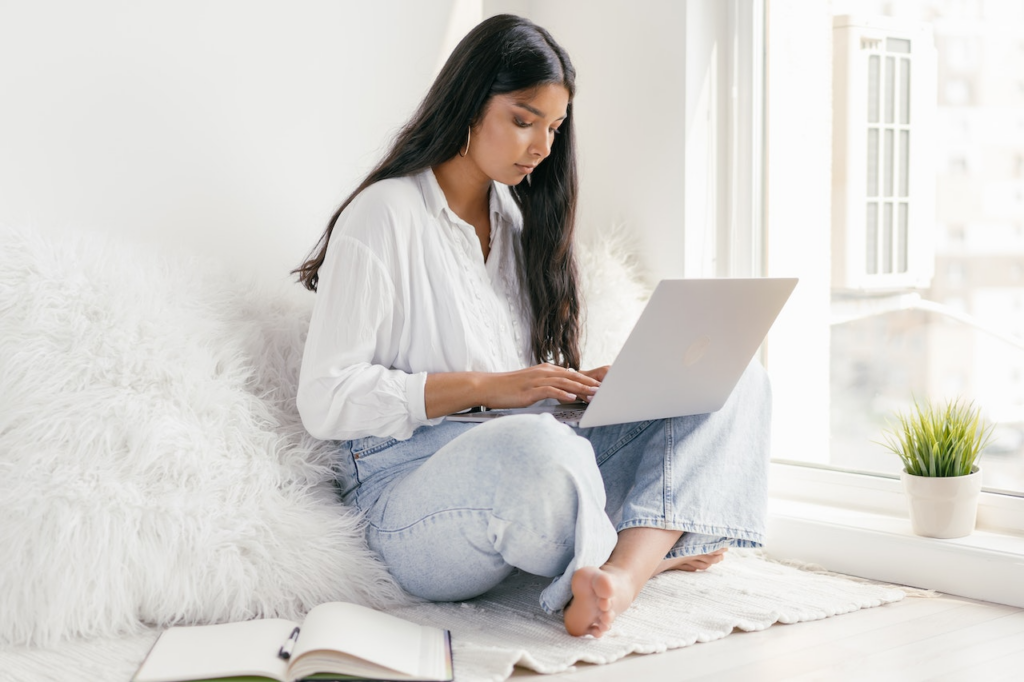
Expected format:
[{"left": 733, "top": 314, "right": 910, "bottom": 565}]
[{"left": 513, "top": 102, "right": 567, "bottom": 121}]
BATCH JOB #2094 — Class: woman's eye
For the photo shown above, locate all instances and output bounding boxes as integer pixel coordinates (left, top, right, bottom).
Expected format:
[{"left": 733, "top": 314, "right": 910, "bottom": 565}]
[
  {"left": 514, "top": 117, "right": 530, "bottom": 128},
  {"left": 550, "top": 127, "right": 561, "bottom": 135}
]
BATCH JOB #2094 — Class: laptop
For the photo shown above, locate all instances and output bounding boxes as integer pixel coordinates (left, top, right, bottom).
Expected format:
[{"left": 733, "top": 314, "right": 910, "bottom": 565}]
[{"left": 447, "top": 277, "right": 797, "bottom": 429}]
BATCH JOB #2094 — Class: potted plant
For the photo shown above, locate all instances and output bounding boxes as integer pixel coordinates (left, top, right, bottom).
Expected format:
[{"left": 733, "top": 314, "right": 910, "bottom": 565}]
[{"left": 879, "top": 398, "right": 994, "bottom": 539}]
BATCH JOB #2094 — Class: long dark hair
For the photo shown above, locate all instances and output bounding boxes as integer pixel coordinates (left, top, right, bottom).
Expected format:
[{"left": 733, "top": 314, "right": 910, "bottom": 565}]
[{"left": 292, "top": 14, "right": 581, "bottom": 368}]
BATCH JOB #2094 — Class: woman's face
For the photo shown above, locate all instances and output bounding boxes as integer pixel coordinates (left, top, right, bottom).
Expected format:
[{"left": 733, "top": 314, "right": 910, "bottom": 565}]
[{"left": 468, "top": 83, "right": 570, "bottom": 186}]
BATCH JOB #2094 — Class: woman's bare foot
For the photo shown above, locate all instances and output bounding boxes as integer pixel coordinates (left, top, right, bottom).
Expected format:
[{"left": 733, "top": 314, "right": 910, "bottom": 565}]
[
  {"left": 563, "top": 548, "right": 729, "bottom": 637},
  {"left": 562, "top": 526, "right": 733, "bottom": 638},
  {"left": 563, "top": 565, "right": 635, "bottom": 637}
]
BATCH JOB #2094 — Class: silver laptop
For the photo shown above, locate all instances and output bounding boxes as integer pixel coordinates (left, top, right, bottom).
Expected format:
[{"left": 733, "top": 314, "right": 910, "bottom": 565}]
[{"left": 447, "top": 277, "right": 797, "bottom": 429}]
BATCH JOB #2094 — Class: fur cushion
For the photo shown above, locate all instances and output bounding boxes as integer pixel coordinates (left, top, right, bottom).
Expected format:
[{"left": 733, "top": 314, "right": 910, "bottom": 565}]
[
  {"left": 0, "top": 227, "right": 409, "bottom": 647},
  {"left": 0, "top": 225, "right": 649, "bottom": 648},
  {"left": 577, "top": 229, "right": 652, "bottom": 369}
]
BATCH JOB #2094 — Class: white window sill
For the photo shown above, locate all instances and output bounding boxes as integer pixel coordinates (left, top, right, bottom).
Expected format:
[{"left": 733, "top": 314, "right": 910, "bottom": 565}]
[{"left": 766, "top": 463, "right": 1024, "bottom": 609}]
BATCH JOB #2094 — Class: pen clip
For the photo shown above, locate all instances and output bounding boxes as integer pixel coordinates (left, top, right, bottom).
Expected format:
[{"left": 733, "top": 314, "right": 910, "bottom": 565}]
[{"left": 278, "top": 626, "right": 300, "bottom": 660}]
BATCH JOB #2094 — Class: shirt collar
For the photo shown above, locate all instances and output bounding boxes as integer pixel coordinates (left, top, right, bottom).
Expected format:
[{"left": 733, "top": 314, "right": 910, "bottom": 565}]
[
  {"left": 418, "top": 167, "right": 448, "bottom": 219},
  {"left": 489, "top": 181, "right": 520, "bottom": 228}
]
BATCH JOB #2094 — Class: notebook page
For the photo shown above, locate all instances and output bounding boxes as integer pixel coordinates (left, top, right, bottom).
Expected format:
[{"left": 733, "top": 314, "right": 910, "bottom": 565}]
[
  {"left": 133, "top": 619, "right": 295, "bottom": 682},
  {"left": 293, "top": 602, "right": 446, "bottom": 680}
]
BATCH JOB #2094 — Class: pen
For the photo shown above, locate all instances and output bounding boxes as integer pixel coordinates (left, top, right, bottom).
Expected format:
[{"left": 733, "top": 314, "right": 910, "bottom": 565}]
[{"left": 278, "top": 626, "right": 300, "bottom": 660}]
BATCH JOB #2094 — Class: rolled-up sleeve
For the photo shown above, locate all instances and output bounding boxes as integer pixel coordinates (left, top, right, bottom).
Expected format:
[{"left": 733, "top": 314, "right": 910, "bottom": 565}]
[{"left": 297, "top": 229, "right": 442, "bottom": 442}]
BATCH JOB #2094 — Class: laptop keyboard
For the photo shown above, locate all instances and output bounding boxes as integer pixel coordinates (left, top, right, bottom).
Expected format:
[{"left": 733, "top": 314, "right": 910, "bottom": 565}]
[{"left": 551, "top": 406, "right": 586, "bottom": 420}]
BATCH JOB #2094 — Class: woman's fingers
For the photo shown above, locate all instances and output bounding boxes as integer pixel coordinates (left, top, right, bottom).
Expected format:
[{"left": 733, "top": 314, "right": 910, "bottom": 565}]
[
  {"left": 528, "top": 365, "right": 599, "bottom": 390},
  {"left": 483, "top": 364, "right": 603, "bottom": 408},
  {"left": 553, "top": 375, "right": 600, "bottom": 394},
  {"left": 571, "top": 366, "right": 606, "bottom": 402},
  {"left": 537, "top": 378, "right": 593, "bottom": 403},
  {"left": 580, "top": 365, "right": 610, "bottom": 382},
  {"left": 562, "top": 365, "right": 603, "bottom": 388},
  {"left": 551, "top": 374, "right": 601, "bottom": 403}
]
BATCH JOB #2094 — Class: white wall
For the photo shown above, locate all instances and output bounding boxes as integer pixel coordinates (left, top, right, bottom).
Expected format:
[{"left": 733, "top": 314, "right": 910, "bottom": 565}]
[
  {"left": 0, "top": 0, "right": 472, "bottom": 283},
  {"left": 1, "top": 0, "right": 752, "bottom": 289}
]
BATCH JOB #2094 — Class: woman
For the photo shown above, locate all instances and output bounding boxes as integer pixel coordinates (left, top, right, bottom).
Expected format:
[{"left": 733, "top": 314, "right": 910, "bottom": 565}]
[{"left": 295, "top": 14, "right": 771, "bottom": 638}]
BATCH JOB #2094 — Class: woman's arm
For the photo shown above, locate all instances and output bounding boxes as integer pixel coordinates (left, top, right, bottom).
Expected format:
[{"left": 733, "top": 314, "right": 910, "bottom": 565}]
[
  {"left": 298, "top": 221, "right": 443, "bottom": 441},
  {"left": 424, "top": 364, "right": 603, "bottom": 418}
]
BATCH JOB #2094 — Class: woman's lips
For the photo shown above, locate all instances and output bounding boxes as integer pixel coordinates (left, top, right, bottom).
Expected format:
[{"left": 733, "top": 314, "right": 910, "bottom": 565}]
[{"left": 516, "top": 164, "right": 536, "bottom": 174}]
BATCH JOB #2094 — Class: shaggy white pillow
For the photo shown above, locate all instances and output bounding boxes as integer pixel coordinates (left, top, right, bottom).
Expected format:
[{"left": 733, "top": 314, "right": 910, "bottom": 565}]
[
  {"left": 577, "top": 229, "right": 652, "bottom": 369},
  {"left": 0, "top": 227, "right": 409, "bottom": 648}
]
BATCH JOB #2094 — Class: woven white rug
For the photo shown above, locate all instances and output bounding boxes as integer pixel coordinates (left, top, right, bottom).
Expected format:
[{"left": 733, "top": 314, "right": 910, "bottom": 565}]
[{"left": 0, "top": 551, "right": 905, "bottom": 682}]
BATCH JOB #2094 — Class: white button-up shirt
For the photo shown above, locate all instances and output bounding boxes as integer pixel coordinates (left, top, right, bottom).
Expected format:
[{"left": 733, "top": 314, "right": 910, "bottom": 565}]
[{"left": 297, "top": 168, "right": 532, "bottom": 441}]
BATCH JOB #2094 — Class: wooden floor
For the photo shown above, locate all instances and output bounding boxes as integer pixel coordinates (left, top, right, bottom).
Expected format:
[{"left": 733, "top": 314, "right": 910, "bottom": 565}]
[{"left": 511, "top": 593, "right": 1024, "bottom": 681}]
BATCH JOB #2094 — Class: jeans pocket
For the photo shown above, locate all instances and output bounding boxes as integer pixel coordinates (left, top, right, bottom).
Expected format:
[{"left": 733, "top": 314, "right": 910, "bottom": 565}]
[
  {"left": 348, "top": 435, "right": 410, "bottom": 503},
  {"left": 350, "top": 435, "right": 400, "bottom": 459}
]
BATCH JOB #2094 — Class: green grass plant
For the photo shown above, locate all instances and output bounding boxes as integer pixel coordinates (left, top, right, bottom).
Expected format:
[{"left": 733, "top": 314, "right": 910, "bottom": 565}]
[{"left": 879, "top": 398, "right": 994, "bottom": 478}]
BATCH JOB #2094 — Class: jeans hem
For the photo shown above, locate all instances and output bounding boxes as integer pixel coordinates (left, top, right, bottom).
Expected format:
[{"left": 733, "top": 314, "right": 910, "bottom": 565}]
[
  {"left": 539, "top": 594, "right": 562, "bottom": 615},
  {"left": 664, "top": 538, "right": 763, "bottom": 558},
  {"left": 615, "top": 518, "right": 765, "bottom": 551}
]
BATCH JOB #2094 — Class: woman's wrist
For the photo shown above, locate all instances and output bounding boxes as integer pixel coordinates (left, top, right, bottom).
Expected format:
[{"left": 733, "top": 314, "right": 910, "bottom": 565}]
[
  {"left": 465, "top": 371, "right": 487, "bottom": 408},
  {"left": 424, "top": 371, "right": 489, "bottom": 419}
]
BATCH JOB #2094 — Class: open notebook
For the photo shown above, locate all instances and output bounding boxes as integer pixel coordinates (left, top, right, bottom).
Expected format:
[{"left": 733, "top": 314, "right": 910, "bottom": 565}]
[{"left": 132, "top": 601, "right": 453, "bottom": 682}]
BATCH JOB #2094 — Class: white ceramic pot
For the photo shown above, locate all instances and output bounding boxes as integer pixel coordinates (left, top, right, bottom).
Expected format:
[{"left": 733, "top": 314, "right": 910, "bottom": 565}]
[{"left": 900, "top": 467, "right": 983, "bottom": 539}]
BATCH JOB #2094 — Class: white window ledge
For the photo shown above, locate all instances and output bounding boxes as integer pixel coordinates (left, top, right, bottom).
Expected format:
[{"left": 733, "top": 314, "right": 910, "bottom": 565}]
[{"left": 767, "top": 463, "right": 1024, "bottom": 609}]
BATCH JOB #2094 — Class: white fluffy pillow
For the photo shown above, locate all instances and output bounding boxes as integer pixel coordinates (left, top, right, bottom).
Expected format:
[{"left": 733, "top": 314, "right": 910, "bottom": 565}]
[
  {"left": 577, "top": 229, "right": 652, "bottom": 369},
  {"left": 0, "top": 227, "right": 409, "bottom": 648}
]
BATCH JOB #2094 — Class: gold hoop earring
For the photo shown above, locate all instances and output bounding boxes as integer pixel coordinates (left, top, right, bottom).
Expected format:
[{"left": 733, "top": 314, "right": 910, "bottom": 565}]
[{"left": 459, "top": 126, "right": 471, "bottom": 157}]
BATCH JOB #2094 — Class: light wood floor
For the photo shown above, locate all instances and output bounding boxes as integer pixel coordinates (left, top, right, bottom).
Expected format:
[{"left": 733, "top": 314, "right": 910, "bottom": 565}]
[{"left": 511, "top": 593, "right": 1024, "bottom": 681}]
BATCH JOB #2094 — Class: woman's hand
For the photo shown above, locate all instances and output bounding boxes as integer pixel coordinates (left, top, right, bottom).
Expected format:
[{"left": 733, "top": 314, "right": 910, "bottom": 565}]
[
  {"left": 481, "top": 363, "right": 601, "bottom": 408},
  {"left": 556, "top": 366, "right": 609, "bottom": 404},
  {"left": 577, "top": 366, "right": 609, "bottom": 384},
  {"left": 424, "top": 364, "right": 605, "bottom": 418}
]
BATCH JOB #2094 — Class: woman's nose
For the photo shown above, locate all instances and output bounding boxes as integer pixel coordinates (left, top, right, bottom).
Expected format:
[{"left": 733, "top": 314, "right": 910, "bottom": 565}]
[{"left": 531, "top": 130, "right": 553, "bottom": 159}]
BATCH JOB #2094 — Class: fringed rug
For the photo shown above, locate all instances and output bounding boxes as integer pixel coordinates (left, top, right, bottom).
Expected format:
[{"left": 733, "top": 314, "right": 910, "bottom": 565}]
[{"left": 0, "top": 551, "right": 906, "bottom": 682}]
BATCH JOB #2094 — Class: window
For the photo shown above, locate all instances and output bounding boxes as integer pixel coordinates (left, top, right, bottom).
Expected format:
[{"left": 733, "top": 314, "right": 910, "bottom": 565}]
[
  {"left": 755, "top": 0, "right": 1021, "bottom": 607},
  {"left": 770, "top": 0, "right": 1024, "bottom": 499}
]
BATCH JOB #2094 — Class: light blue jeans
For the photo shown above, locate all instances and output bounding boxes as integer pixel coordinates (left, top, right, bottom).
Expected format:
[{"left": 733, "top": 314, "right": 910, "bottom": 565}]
[{"left": 337, "top": 362, "right": 771, "bottom": 614}]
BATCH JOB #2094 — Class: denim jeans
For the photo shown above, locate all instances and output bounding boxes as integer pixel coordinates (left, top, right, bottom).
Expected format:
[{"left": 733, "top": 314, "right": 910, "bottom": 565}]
[{"left": 337, "top": 362, "right": 771, "bottom": 614}]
